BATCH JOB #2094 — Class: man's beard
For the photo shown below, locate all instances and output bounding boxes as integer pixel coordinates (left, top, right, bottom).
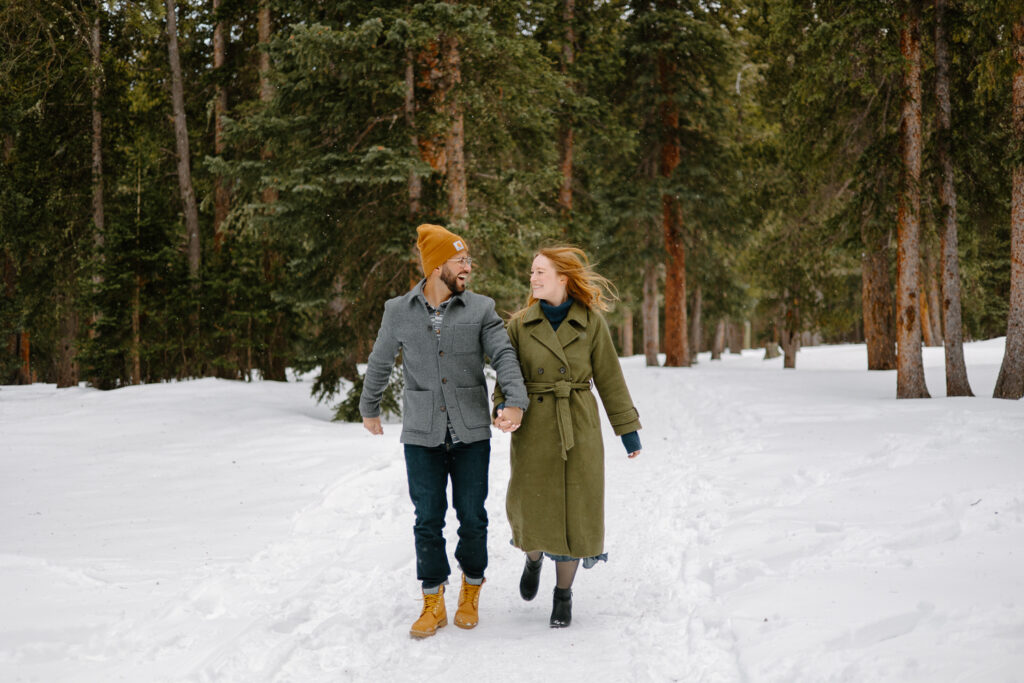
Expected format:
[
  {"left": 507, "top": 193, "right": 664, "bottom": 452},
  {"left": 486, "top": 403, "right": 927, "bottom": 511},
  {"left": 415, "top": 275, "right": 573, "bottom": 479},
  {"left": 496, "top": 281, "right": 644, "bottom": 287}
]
[{"left": 440, "top": 264, "right": 465, "bottom": 294}]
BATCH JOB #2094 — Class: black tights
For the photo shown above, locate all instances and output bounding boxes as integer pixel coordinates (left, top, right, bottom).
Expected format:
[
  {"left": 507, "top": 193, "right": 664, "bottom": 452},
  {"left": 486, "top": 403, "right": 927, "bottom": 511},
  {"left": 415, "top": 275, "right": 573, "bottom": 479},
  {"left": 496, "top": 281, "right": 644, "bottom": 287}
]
[{"left": 526, "top": 551, "right": 579, "bottom": 589}]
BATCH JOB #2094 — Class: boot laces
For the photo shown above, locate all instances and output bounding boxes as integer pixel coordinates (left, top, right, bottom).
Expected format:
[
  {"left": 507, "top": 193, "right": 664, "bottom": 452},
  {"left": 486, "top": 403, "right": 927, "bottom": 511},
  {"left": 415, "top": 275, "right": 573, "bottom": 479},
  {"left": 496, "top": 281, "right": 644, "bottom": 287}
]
[
  {"left": 422, "top": 591, "right": 443, "bottom": 615},
  {"left": 461, "top": 582, "right": 482, "bottom": 609}
]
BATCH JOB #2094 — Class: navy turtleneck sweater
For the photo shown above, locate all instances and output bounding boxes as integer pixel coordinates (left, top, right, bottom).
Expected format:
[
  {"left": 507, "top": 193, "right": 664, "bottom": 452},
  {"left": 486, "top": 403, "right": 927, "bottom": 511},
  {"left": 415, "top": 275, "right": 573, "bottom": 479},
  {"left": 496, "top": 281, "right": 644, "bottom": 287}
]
[{"left": 537, "top": 298, "right": 641, "bottom": 455}]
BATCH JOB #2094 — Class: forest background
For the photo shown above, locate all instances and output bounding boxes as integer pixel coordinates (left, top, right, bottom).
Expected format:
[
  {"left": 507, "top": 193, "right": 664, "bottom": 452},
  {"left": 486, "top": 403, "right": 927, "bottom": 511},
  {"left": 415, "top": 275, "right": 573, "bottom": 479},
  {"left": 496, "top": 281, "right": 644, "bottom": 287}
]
[{"left": 2, "top": 0, "right": 1023, "bottom": 407}]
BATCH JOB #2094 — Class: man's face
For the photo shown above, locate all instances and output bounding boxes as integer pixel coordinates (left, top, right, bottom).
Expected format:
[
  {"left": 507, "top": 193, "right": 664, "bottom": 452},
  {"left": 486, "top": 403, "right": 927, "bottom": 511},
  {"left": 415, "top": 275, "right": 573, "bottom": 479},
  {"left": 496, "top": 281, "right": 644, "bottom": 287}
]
[{"left": 440, "top": 254, "right": 472, "bottom": 294}]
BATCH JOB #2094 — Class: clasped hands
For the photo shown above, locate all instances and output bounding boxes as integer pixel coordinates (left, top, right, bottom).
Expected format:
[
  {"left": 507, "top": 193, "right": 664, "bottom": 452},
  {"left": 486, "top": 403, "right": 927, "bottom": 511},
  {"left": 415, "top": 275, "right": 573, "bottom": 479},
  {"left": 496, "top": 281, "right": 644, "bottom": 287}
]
[{"left": 493, "top": 406, "right": 523, "bottom": 433}]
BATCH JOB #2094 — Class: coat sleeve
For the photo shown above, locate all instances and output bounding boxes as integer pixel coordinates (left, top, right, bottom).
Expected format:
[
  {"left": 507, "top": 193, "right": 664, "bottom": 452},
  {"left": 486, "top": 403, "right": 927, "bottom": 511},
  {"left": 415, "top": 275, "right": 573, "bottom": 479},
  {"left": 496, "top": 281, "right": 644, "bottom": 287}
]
[
  {"left": 590, "top": 310, "right": 641, "bottom": 436},
  {"left": 482, "top": 303, "right": 528, "bottom": 412},
  {"left": 491, "top": 317, "right": 520, "bottom": 416},
  {"left": 359, "top": 302, "right": 400, "bottom": 418}
]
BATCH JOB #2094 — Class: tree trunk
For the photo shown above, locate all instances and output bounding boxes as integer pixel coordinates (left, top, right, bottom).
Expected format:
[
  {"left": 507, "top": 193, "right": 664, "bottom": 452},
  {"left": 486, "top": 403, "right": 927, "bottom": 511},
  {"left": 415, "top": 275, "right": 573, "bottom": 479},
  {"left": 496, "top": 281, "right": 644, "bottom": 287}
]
[
  {"left": 258, "top": 1, "right": 277, "bottom": 207},
  {"left": 55, "top": 290, "right": 78, "bottom": 388},
  {"left": 131, "top": 273, "right": 142, "bottom": 385},
  {"left": 994, "top": 18, "right": 1024, "bottom": 399},
  {"left": 689, "top": 284, "right": 702, "bottom": 363},
  {"left": 659, "top": 54, "right": 689, "bottom": 367},
  {"left": 711, "top": 319, "right": 725, "bottom": 360},
  {"left": 441, "top": 31, "right": 468, "bottom": 231},
  {"left": 781, "top": 306, "right": 799, "bottom": 369},
  {"left": 405, "top": 50, "right": 422, "bottom": 220},
  {"left": 557, "top": 0, "right": 575, "bottom": 226},
  {"left": 926, "top": 251, "right": 943, "bottom": 345},
  {"left": 862, "top": 228, "right": 898, "bottom": 369},
  {"left": 896, "top": 0, "right": 930, "bottom": 398},
  {"left": 212, "top": 0, "right": 229, "bottom": 249},
  {"left": 90, "top": 10, "right": 104, "bottom": 267},
  {"left": 920, "top": 279, "right": 936, "bottom": 346},
  {"left": 728, "top": 320, "right": 743, "bottom": 354},
  {"left": 165, "top": 0, "right": 201, "bottom": 283},
  {"left": 622, "top": 306, "right": 634, "bottom": 357},
  {"left": 642, "top": 261, "right": 660, "bottom": 366}
]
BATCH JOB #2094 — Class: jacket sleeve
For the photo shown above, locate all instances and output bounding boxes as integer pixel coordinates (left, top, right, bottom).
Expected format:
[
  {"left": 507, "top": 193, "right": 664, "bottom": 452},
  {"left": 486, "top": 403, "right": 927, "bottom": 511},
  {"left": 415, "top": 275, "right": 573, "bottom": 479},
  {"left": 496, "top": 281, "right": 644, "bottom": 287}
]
[
  {"left": 359, "top": 302, "right": 400, "bottom": 418},
  {"left": 491, "top": 317, "right": 519, "bottom": 416},
  {"left": 482, "top": 304, "right": 528, "bottom": 412},
  {"left": 590, "top": 311, "right": 641, "bottom": 436}
]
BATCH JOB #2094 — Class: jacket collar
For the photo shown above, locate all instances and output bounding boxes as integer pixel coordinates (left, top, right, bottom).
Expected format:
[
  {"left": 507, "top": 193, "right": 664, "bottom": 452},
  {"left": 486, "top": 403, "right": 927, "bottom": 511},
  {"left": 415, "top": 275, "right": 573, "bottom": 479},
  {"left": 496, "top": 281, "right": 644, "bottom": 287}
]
[
  {"left": 523, "top": 299, "right": 587, "bottom": 367},
  {"left": 407, "top": 278, "right": 465, "bottom": 308}
]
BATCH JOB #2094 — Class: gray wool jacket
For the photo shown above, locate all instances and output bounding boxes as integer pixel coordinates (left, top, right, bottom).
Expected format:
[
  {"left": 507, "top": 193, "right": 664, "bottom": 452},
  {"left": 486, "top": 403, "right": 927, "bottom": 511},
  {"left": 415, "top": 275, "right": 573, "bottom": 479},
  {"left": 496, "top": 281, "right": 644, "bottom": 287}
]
[{"left": 359, "top": 280, "right": 529, "bottom": 446}]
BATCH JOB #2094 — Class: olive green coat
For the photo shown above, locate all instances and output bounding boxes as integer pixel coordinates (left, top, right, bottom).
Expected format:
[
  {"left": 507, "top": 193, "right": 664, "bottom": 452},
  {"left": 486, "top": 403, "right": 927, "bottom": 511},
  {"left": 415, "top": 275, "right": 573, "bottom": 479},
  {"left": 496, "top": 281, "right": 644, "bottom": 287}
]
[{"left": 494, "top": 300, "right": 641, "bottom": 559}]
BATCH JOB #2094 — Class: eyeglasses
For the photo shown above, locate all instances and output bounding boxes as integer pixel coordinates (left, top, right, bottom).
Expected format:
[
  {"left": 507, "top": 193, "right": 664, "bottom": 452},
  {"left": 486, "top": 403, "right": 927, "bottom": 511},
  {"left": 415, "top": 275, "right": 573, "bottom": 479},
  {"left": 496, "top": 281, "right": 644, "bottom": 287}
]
[{"left": 448, "top": 256, "right": 473, "bottom": 267}]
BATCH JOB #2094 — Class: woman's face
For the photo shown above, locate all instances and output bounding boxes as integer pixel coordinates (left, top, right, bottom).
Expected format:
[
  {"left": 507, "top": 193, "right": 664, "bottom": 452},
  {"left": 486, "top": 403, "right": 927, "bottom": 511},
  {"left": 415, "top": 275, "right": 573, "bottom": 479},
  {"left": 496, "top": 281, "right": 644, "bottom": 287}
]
[{"left": 530, "top": 254, "right": 568, "bottom": 304}]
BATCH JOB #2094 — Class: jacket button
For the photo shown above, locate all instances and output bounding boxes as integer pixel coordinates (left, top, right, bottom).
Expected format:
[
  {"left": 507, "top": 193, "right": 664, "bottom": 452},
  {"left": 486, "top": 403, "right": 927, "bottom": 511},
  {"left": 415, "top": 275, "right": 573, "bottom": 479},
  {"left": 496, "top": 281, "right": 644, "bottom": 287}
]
[
  {"left": 440, "top": 406, "right": 446, "bottom": 412},
  {"left": 537, "top": 368, "right": 544, "bottom": 375},
  {"left": 559, "top": 367, "right": 566, "bottom": 374},
  {"left": 439, "top": 350, "right": 444, "bottom": 357},
  {"left": 441, "top": 377, "right": 447, "bottom": 384},
  {"left": 537, "top": 396, "right": 544, "bottom": 403}
]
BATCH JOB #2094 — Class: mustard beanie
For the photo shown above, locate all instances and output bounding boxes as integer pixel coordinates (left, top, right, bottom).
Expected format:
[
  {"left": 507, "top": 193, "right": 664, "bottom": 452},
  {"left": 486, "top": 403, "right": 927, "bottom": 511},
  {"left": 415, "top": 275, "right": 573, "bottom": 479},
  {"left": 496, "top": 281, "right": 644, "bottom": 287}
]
[{"left": 416, "top": 223, "right": 468, "bottom": 276}]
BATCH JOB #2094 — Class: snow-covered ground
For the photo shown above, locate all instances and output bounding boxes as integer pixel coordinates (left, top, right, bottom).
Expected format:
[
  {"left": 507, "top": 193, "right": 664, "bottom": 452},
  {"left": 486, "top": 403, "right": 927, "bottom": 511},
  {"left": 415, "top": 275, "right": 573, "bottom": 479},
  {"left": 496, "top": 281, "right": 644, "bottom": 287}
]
[{"left": 2, "top": 339, "right": 1022, "bottom": 682}]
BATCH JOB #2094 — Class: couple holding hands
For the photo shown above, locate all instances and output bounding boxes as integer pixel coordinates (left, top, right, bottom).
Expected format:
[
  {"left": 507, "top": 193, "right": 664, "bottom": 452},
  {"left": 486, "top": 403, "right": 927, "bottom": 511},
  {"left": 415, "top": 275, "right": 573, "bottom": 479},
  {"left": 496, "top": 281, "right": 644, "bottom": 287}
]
[{"left": 359, "top": 223, "right": 642, "bottom": 638}]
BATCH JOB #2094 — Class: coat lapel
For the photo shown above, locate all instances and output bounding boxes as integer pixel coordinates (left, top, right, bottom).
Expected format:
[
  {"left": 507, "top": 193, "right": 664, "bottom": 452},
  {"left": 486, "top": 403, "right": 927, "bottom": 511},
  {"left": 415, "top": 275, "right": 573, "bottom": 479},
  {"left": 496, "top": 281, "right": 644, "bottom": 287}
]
[{"left": 524, "top": 303, "right": 570, "bottom": 369}]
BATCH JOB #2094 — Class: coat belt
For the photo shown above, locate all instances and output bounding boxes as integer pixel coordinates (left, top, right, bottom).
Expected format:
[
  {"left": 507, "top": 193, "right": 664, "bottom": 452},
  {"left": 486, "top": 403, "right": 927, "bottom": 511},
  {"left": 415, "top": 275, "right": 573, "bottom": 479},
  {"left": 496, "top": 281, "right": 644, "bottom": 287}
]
[{"left": 524, "top": 380, "right": 592, "bottom": 460}]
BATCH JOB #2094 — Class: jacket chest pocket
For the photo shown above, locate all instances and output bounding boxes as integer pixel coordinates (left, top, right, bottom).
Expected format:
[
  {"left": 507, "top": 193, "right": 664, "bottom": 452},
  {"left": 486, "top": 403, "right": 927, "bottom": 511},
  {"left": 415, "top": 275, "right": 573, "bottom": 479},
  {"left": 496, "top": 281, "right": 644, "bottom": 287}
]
[{"left": 451, "top": 323, "right": 481, "bottom": 354}]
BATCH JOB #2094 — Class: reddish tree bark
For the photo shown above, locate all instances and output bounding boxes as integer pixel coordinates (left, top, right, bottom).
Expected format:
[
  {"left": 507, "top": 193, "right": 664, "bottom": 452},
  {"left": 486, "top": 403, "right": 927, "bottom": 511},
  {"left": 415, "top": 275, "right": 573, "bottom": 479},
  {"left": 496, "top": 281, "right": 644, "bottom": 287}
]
[
  {"left": 557, "top": 0, "right": 575, "bottom": 226},
  {"left": 659, "top": 53, "right": 689, "bottom": 367},
  {"left": 165, "top": 0, "right": 201, "bottom": 283},
  {"left": 994, "top": 18, "right": 1024, "bottom": 399},
  {"left": 896, "top": 0, "right": 930, "bottom": 398},
  {"left": 642, "top": 261, "right": 660, "bottom": 366},
  {"left": 441, "top": 32, "right": 468, "bottom": 231},
  {"left": 212, "top": 0, "right": 229, "bottom": 249},
  {"left": 861, "top": 227, "right": 897, "bottom": 369}
]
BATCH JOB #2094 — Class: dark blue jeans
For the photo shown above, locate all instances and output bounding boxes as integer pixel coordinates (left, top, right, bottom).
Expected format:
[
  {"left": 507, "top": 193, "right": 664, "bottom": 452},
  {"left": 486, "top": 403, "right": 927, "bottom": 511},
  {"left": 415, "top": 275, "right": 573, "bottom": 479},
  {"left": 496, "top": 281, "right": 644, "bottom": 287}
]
[{"left": 404, "top": 432, "right": 490, "bottom": 589}]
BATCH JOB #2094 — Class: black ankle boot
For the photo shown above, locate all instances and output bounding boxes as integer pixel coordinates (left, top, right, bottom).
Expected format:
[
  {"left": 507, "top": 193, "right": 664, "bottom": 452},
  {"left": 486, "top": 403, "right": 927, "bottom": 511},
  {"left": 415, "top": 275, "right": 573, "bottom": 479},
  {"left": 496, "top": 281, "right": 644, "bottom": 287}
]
[
  {"left": 550, "top": 587, "right": 572, "bottom": 628},
  {"left": 519, "top": 555, "right": 543, "bottom": 601}
]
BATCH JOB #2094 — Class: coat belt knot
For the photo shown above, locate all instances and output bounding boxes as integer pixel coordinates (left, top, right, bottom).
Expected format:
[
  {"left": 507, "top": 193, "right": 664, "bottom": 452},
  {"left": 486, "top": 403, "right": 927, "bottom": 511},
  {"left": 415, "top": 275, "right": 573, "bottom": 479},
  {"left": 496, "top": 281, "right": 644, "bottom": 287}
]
[{"left": 525, "top": 380, "right": 591, "bottom": 460}]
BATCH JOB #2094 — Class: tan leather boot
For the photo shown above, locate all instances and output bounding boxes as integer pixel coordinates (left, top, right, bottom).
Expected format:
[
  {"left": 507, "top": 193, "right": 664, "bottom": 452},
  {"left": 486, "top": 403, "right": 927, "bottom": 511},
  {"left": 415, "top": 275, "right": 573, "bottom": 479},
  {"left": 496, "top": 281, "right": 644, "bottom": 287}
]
[
  {"left": 454, "top": 574, "right": 485, "bottom": 629},
  {"left": 410, "top": 585, "right": 447, "bottom": 639}
]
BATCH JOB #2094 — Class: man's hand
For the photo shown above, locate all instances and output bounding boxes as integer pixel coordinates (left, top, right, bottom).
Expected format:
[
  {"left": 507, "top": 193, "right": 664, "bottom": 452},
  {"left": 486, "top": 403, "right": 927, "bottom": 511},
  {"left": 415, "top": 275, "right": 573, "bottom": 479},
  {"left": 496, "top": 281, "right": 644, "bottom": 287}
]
[
  {"left": 494, "top": 406, "right": 523, "bottom": 433},
  {"left": 362, "top": 417, "right": 383, "bottom": 435},
  {"left": 627, "top": 450, "right": 641, "bottom": 459}
]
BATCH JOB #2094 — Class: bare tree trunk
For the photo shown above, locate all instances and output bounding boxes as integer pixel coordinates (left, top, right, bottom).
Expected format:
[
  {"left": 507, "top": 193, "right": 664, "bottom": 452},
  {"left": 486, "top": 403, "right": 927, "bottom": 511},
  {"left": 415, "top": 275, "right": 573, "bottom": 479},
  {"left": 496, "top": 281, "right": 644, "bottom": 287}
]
[
  {"left": 258, "top": 2, "right": 277, "bottom": 208},
  {"left": 994, "top": 18, "right": 1024, "bottom": 399},
  {"left": 622, "top": 306, "right": 634, "bottom": 357},
  {"left": 212, "top": 0, "right": 229, "bottom": 249},
  {"left": 689, "top": 284, "right": 702, "bottom": 363},
  {"left": 934, "top": 0, "right": 972, "bottom": 395},
  {"left": 405, "top": 51, "right": 422, "bottom": 219},
  {"left": 927, "top": 252, "right": 943, "bottom": 344},
  {"left": 56, "top": 290, "right": 78, "bottom": 388},
  {"left": 896, "top": 0, "right": 930, "bottom": 398},
  {"left": 728, "top": 321, "right": 743, "bottom": 355},
  {"left": 165, "top": 0, "right": 201, "bottom": 284},
  {"left": 131, "top": 162, "right": 143, "bottom": 385},
  {"left": 642, "top": 261, "right": 660, "bottom": 367},
  {"left": 711, "top": 319, "right": 725, "bottom": 360},
  {"left": 441, "top": 30, "right": 468, "bottom": 231},
  {"left": 862, "top": 228, "right": 898, "bottom": 369},
  {"left": 557, "top": 0, "right": 575, "bottom": 227},
  {"left": 90, "top": 10, "right": 104, "bottom": 268},
  {"left": 659, "top": 54, "right": 689, "bottom": 367},
  {"left": 920, "top": 278, "right": 936, "bottom": 346},
  {"left": 781, "top": 306, "right": 799, "bottom": 369}
]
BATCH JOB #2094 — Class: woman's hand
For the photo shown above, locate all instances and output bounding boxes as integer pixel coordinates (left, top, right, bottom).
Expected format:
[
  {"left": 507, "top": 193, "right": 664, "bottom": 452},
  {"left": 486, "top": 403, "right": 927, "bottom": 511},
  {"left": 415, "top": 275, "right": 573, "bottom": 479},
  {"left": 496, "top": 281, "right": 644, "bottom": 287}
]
[{"left": 627, "top": 450, "right": 640, "bottom": 459}]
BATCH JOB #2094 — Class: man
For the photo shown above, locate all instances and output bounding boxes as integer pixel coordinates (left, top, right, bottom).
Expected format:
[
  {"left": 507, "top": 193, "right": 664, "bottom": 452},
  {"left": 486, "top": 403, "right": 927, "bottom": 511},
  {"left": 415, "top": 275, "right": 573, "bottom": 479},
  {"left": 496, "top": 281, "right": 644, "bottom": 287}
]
[{"left": 360, "top": 223, "right": 528, "bottom": 639}]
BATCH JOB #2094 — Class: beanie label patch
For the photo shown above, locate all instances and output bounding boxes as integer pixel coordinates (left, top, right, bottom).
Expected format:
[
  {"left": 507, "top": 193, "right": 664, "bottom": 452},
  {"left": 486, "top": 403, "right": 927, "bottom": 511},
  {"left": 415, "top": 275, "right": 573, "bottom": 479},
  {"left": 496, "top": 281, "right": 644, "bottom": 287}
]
[{"left": 453, "top": 240, "right": 465, "bottom": 251}]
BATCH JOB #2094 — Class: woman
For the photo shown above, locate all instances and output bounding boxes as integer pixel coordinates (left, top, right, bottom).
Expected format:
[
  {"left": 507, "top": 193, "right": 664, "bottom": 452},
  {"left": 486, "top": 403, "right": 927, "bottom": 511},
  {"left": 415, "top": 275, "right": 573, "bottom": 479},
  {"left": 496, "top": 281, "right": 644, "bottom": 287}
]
[{"left": 493, "top": 246, "right": 642, "bottom": 628}]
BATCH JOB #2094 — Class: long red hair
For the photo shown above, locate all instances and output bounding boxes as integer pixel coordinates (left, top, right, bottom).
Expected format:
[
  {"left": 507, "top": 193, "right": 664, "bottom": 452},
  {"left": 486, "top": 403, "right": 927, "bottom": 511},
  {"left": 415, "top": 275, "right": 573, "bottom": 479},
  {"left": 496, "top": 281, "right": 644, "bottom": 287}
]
[{"left": 515, "top": 246, "right": 617, "bottom": 317}]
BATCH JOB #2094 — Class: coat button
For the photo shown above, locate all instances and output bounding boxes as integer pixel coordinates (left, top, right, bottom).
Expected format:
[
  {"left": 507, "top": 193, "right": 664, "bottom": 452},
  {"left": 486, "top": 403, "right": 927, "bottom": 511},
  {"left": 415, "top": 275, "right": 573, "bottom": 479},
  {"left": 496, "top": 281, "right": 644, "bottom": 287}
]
[
  {"left": 441, "top": 377, "right": 447, "bottom": 384},
  {"left": 440, "top": 406, "right": 446, "bottom": 412},
  {"left": 559, "top": 367, "right": 566, "bottom": 374},
  {"left": 537, "top": 396, "right": 544, "bottom": 403},
  {"left": 439, "top": 350, "right": 444, "bottom": 357},
  {"left": 537, "top": 368, "right": 544, "bottom": 375}
]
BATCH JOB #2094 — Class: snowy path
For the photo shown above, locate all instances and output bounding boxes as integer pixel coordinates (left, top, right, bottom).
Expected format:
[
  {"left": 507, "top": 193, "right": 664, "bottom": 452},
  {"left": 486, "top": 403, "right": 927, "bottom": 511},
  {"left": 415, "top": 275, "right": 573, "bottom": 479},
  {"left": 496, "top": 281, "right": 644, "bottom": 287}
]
[{"left": 2, "top": 340, "right": 1023, "bottom": 682}]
